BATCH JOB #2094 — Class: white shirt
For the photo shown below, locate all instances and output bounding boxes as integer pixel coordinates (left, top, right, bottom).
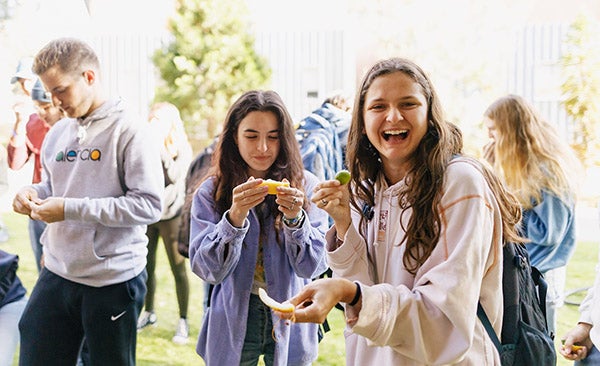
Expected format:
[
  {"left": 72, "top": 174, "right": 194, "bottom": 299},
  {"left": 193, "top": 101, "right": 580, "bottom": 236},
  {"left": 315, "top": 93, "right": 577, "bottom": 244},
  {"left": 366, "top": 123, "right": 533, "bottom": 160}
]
[{"left": 579, "top": 249, "right": 600, "bottom": 348}]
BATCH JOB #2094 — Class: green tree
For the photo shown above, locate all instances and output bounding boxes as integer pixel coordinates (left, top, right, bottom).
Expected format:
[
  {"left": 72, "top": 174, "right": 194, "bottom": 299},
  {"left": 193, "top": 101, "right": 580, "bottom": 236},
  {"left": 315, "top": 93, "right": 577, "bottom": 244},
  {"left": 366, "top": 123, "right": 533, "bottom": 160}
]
[
  {"left": 153, "top": 0, "right": 271, "bottom": 148},
  {"left": 561, "top": 14, "right": 600, "bottom": 167}
]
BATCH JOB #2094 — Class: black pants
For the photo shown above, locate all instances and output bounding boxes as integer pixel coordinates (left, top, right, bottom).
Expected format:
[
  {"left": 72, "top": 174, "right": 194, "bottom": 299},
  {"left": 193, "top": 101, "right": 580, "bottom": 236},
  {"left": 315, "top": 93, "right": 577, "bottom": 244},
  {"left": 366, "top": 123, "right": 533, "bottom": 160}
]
[{"left": 19, "top": 268, "right": 146, "bottom": 366}]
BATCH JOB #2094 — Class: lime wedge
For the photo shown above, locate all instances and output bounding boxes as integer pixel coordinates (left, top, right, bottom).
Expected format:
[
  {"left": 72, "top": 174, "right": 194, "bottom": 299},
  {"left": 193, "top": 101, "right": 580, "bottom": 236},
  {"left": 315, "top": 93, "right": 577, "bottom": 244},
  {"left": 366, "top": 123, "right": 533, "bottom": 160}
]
[{"left": 335, "top": 170, "right": 351, "bottom": 184}]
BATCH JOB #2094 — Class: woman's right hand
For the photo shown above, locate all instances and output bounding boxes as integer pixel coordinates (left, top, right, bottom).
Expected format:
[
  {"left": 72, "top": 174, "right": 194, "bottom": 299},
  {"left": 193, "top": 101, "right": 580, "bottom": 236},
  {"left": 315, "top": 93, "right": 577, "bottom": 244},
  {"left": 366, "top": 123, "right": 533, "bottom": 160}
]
[
  {"left": 227, "top": 177, "right": 268, "bottom": 227},
  {"left": 560, "top": 322, "right": 593, "bottom": 361},
  {"left": 276, "top": 278, "right": 358, "bottom": 324},
  {"left": 311, "top": 179, "right": 351, "bottom": 238}
]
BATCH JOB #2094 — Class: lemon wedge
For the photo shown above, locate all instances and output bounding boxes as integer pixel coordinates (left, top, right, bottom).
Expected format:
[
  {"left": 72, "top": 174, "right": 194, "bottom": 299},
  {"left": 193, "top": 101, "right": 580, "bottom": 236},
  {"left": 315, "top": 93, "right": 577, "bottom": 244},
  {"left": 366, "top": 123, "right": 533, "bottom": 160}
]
[{"left": 259, "top": 179, "right": 290, "bottom": 194}]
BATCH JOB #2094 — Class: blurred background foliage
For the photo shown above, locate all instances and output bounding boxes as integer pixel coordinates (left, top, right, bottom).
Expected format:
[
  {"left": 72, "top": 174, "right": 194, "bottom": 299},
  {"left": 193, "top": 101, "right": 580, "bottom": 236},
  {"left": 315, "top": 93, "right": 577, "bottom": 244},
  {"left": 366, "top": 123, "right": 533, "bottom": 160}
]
[
  {"left": 152, "top": 0, "right": 271, "bottom": 148},
  {"left": 560, "top": 14, "right": 600, "bottom": 168}
]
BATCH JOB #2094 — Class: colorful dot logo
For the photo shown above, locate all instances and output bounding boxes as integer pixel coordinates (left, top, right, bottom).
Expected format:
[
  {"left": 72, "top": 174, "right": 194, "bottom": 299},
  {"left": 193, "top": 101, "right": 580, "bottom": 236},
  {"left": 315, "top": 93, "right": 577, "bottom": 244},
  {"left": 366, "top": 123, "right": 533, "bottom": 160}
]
[
  {"left": 55, "top": 148, "right": 101, "bottom": 162},
  {"left": 89, "top": 149, "right": 101, "bottom": 160}
]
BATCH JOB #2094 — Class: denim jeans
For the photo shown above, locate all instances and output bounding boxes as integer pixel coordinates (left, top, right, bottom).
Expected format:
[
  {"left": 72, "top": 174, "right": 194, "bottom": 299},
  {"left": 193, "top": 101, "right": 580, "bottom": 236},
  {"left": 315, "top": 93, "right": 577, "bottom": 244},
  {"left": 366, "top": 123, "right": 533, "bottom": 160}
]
[
  {"left": 28, "top": 218, "right": 46, "bottom": 273},
  {"left": 240, "top": 294, "right": 276, "bottom": 366},
  {"left": 0, "top": 296, "right": 27, "bottom": 366},
  {"left": 575, "top": 345, "right": 600, "bottom": 365}
]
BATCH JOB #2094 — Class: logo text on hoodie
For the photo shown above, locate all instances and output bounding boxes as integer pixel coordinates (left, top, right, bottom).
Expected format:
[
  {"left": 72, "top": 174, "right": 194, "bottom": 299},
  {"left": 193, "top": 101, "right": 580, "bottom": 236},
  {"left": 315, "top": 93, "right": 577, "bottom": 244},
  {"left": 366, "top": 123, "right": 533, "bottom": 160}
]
[{"left": 55, "top": 148, "right": 102, "bottom": 162}]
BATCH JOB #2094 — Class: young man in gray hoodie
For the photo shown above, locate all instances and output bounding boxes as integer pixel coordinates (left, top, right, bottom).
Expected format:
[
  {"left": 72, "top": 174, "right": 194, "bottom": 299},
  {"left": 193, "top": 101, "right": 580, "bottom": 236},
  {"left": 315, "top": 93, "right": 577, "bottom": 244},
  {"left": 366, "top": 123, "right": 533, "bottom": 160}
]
[{"left": 12, "top": 37, "right": 164, "bottom": 366}]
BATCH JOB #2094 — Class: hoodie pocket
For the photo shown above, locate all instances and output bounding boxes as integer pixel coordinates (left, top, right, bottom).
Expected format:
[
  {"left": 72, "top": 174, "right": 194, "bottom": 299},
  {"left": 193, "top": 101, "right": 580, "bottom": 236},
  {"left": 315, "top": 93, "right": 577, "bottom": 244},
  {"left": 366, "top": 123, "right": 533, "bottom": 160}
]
[{"left": 41, "top": 221, "right": 99, "bottom": 274}]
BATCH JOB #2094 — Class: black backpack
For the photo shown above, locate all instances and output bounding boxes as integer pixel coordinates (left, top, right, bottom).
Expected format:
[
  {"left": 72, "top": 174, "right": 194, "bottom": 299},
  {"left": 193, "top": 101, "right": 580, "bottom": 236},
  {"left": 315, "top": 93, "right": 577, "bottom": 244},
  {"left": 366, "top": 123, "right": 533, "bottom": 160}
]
[
  {"left": 477, "top": 242, "right": 556, "bottom": 366},
  {"left": 0, "top": 250, "right": 19, "bottom": 303}
]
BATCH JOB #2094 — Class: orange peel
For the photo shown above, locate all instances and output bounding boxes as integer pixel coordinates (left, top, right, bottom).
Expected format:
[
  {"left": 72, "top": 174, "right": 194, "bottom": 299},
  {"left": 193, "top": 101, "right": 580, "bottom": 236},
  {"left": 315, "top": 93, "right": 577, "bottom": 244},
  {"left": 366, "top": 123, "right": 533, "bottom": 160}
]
[
  {"left": 561, "top": 339, "right": 584, "bottom": 352},
  {"left": 258, "top": 288, "right": 294, "bottom": 313}
]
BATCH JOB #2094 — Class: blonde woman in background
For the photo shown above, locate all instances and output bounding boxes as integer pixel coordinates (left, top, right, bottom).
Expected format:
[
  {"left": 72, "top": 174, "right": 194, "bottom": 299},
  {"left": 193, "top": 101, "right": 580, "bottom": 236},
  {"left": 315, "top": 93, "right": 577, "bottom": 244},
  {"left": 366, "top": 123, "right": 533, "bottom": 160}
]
[
  {"left": 483, "top": 94, "right": 582, "bottom": 339},
  {"left": 137, "top": 102, "right": 193, "bottom": 344}
]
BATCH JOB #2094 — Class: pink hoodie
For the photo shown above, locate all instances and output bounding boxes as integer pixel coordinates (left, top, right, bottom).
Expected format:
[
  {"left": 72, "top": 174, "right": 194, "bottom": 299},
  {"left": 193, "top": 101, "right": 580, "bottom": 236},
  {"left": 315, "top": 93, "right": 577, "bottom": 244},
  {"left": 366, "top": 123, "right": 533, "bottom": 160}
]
[{"left": 328, "top": 157, "right": 503, "bottom": 365}]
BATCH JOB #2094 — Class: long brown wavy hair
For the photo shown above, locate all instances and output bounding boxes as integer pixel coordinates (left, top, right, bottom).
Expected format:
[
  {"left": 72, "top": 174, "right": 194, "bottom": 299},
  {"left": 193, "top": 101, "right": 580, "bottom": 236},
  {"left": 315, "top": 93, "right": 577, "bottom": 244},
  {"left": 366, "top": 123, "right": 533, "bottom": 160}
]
[
  {"left": 346, "top": 58, "right": 523, "bottom": 274},
  {"left": 209, "top": 90, "right": 306, "bottom": 231}
]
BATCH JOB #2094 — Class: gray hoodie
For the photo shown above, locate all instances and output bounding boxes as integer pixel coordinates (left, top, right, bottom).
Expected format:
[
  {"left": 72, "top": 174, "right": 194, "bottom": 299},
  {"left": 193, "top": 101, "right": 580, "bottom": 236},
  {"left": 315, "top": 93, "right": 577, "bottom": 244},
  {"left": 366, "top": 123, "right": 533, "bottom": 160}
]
[{"left": 34, "top": 99, "right": 163, "bottom": 287}]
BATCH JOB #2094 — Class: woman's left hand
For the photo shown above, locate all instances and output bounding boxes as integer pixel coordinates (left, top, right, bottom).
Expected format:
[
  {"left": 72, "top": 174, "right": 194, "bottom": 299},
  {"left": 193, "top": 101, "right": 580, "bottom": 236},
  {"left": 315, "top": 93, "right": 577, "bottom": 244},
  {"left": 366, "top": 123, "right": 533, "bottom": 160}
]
[{"left": 276, "top": 178, "right": 304, "bottom": 220}]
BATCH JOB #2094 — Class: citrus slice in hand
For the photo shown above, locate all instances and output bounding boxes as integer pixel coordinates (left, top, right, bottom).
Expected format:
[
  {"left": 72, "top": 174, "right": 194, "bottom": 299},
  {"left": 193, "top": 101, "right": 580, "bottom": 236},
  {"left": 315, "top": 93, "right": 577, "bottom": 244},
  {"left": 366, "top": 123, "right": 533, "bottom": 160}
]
[
  {"left": 259, "top": 179, "right": 290, "bottom": 194},
  {"left": 258, "top": 288, "right": 295, "bottom": 313}
]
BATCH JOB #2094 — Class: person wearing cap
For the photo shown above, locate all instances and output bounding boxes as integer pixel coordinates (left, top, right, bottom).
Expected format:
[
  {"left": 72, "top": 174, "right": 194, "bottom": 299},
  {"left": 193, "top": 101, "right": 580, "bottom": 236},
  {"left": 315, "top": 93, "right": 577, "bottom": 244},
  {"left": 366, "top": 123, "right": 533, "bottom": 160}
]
[
  {"left": 10, "top": 57, "right": 36, "bottom": 97},
  {"left": 7, "top": 79, "right": 63, "bottom": 272},
  {"left": 0, "top": 58, "right": 39, "bottom": 244}
]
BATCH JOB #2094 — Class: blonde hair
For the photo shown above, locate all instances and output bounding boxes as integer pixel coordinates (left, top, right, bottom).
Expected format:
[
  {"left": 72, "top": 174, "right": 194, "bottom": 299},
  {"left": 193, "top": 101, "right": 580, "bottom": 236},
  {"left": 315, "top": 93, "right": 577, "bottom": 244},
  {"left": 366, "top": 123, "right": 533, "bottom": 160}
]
[
  {"left": 484, "top": 94, "right": 581, "bottom": 208},
  {"left": 33, "top": 37, "right": 99, "bottom": 76},
  {"left": 149, "top": 102, "right": 189, "bottom": 158}
]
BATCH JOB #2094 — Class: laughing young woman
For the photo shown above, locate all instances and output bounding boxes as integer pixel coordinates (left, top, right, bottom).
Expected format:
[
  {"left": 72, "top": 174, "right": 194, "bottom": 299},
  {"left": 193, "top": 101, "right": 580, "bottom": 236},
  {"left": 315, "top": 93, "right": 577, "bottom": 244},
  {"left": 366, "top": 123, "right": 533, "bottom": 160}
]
[{"left": 279, "top": 58, "right": 524, "bottom": 365}]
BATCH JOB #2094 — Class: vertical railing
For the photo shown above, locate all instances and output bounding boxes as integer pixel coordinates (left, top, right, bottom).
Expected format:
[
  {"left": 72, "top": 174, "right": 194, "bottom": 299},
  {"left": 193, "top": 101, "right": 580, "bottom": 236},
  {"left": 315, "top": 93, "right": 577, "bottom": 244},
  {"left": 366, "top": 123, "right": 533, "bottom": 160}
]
[{"left": 508, "top": 23, "right": 571, "bottom": 136}]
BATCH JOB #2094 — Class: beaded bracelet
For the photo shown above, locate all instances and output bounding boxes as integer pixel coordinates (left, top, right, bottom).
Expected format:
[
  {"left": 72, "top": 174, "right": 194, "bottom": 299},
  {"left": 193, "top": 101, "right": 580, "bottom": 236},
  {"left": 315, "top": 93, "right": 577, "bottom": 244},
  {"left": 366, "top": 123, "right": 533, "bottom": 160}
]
[
  {"left": 348, "top": 282, "right": 361, "bottom": 306},
  {"left": 282, "top": 210, "right": 303, "bottom": 227}
]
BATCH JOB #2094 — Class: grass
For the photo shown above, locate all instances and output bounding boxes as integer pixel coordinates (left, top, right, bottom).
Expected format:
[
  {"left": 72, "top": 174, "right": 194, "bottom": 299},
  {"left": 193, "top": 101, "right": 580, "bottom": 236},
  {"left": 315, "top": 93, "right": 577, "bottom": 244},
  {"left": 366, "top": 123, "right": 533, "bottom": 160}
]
[{"left": 2, "top": 209, "right": 597, "bottom": 365}]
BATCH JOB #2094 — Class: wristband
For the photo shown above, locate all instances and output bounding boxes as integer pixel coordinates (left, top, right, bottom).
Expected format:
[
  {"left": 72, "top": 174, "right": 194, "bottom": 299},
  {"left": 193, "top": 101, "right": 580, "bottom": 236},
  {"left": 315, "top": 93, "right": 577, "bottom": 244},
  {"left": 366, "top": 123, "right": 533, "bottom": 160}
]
[
  {"left": 348, "top": 282, "right": 361, "bottom": 306},
  {"left": 282, "top": 210, "right": 303, "bottom": 227}
]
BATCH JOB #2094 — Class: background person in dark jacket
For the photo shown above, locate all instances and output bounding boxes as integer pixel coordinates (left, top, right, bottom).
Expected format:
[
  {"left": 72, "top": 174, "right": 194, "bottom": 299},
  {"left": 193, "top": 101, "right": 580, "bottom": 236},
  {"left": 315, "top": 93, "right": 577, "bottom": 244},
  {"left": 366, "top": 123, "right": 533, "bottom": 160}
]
[{"left": 0, "top": 249, "right": 27, "bottom": 366}]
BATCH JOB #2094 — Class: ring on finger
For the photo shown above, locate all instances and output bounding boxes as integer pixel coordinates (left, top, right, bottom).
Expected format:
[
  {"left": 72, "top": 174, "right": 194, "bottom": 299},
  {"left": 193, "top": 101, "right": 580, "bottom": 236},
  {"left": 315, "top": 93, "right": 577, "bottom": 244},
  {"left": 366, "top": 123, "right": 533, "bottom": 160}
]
[
  {"left": 292, "top": 196, "right": 298, "bottom": 205},
  {"left": 320, "top": 199, "right": 328, "bottom": 206}
]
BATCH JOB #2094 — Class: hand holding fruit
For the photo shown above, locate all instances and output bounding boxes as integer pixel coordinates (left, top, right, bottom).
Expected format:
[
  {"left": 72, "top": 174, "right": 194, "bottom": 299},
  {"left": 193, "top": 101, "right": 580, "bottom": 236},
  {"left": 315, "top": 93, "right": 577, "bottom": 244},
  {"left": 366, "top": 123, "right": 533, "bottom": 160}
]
[
  {"left": 229, "top": 178, "right": 304, "bottom": 228},
  {"left": 259, "top": 179, "right": 290, "bottom": 194},
  {"left": 229, "top": 178, "right": 269, "bottom": 227},
  {"left": 560, "top": 323, "right": 593, "bottom": 361},
  {"left": 311, "top": 170, "right": 352, "bottom": 236},
  {"left": 266, "top": 178, "right": 305, "bottom": 223},
  {"left": 334, "top": 169, "right": 351, "bottom": 185}
]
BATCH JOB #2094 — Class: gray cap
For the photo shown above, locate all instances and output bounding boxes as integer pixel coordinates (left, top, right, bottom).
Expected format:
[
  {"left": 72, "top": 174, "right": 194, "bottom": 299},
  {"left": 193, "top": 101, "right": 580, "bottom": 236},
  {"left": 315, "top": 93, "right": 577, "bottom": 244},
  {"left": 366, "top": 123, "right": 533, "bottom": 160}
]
[
  {"left": 31, "top": 79, "right": 51, "bottom": 103},
  {"left": 10, "top": 57, "right": 36, "bottom": 84}
]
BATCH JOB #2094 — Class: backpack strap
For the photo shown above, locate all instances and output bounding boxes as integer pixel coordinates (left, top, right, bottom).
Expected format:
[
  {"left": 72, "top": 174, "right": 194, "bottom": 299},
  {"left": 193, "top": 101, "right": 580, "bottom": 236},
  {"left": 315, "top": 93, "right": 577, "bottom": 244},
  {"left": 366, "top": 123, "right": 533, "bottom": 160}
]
[
  {"left": 531, "top": 266, "right": 548, "bottom": 318},
  {"left": 477, "top": 302, "right": 502, "bottom": 353},
  {"left": 531, "top": 266, "right": 553, "bottom": 339}
]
